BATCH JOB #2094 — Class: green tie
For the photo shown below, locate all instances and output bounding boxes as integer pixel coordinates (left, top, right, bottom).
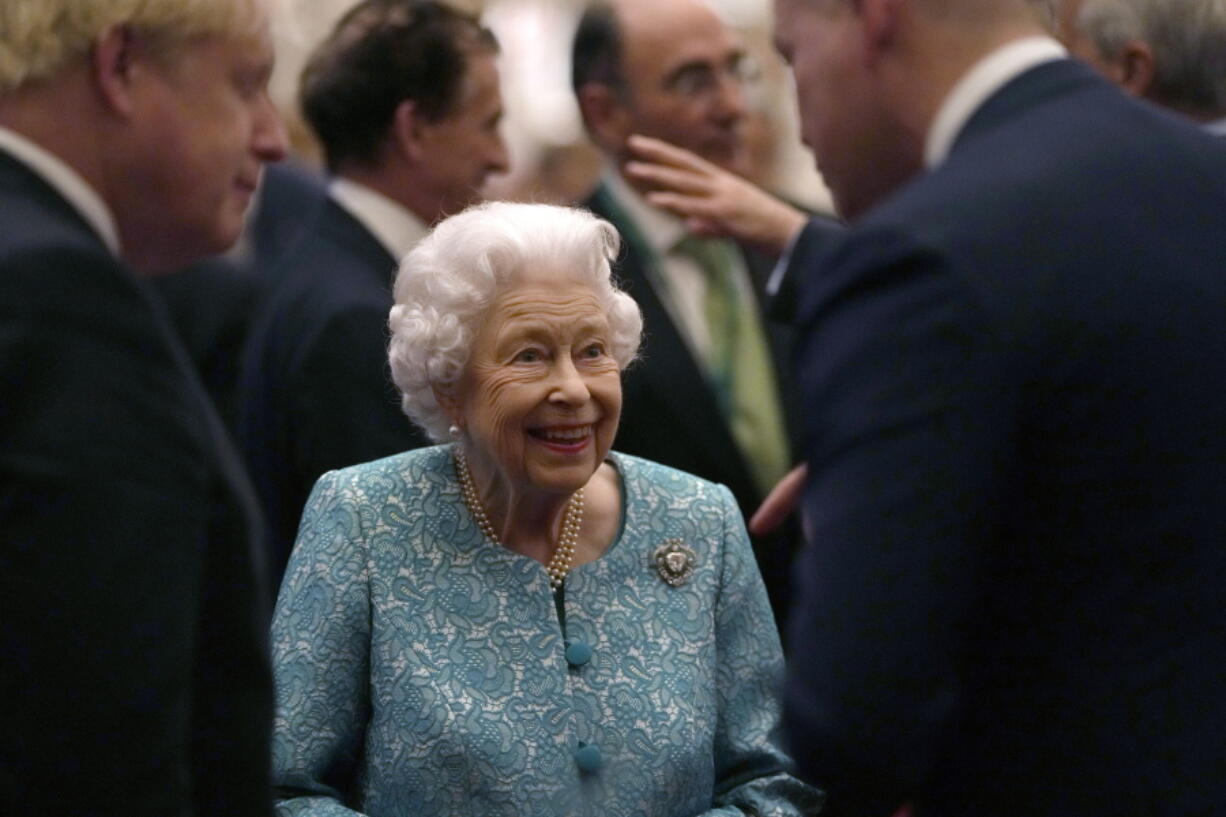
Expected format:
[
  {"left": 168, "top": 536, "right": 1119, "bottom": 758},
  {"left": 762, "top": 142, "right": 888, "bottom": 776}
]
[{"left": 672, "top": 235, "right": 790, "bottom": 496}]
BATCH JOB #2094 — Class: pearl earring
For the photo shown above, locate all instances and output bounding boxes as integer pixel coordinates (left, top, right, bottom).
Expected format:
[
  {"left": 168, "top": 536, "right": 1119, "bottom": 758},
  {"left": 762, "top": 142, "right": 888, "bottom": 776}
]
[{"left": 448, "top": 424, "right": 462, "bottom": 440}]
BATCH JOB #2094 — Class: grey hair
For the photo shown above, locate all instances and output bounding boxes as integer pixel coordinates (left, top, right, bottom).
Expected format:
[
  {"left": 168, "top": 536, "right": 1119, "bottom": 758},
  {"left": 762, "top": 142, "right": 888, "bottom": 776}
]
[
  {"left": 1078, "top": 0, "right": 1226, "bottom": 116},
  {"left": 387, "top": 201, "right": 644, "bottom": 443}
]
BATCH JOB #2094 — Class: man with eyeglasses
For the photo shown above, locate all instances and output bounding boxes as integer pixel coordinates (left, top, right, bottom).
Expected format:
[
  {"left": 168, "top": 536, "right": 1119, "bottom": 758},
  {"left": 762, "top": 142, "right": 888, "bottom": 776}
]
[{"left": 572, "top": 0, "right": 801, "bottom": 630}]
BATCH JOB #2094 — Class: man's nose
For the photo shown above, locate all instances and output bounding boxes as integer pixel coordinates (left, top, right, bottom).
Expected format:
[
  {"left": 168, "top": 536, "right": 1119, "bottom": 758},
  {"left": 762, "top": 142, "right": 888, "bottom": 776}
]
[{"left": 254, "top": 93, "right": 289, "bottom": 163}]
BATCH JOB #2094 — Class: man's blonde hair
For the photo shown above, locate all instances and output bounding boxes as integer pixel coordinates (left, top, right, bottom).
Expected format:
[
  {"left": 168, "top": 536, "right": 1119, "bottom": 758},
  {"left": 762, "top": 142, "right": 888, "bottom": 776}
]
[{"left": 0, "top": 0, "right": 263, "bottom": 93}]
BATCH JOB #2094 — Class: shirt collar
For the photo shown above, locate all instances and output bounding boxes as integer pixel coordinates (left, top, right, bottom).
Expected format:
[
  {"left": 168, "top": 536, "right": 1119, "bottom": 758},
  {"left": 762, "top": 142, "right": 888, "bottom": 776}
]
[
  {"left": 925, "top": 37, "right": 1068, "bottom": 168},
  {"left": 602, "top": 166, "right": 689, "bottom": 256},
  {"left": 1204, "top": 116, "right": 1226, "bottom": 137},
  {"left": 328, "top": 176, "right": 429, "bottom": 262},
  {"left": 0, "top": 125, "right": 121, "bottom": 256}
]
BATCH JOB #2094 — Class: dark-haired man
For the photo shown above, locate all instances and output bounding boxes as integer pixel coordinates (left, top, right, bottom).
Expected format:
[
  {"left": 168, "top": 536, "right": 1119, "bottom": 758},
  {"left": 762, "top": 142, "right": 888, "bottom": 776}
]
[
  {"left": 572, "top": 0, "right": 801, "bottom": 628},
  {"left": 240, "top": 0, "right": 509, "bottom": 584}
]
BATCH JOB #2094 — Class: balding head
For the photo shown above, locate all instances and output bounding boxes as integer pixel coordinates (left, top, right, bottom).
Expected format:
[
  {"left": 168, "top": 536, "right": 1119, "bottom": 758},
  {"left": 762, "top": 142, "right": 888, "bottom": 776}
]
[
  {"left": 772, "top": 0, "right": 1047, "bottom": 219},
  {"left": 573, "top": 0, "right": 752, "bottom": 174}
]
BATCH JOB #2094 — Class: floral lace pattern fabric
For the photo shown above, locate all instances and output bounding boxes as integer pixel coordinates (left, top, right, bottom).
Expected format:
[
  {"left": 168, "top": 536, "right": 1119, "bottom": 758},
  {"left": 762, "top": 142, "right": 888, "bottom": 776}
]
[{"left": 271, "top": 445, "right": 822, "bottom": 816}]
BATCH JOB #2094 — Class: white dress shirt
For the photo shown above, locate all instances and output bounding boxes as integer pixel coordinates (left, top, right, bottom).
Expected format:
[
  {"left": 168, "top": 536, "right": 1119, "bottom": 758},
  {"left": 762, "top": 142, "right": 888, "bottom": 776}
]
[
  {"left": 0, "top": 125, "right": 121, "bottom": 256},
  {"left": 328, "top": 177, "right": 428, "bottom": 263},
  {"left": 925, "top": 37, "right": 1068, "bottom": 169}
]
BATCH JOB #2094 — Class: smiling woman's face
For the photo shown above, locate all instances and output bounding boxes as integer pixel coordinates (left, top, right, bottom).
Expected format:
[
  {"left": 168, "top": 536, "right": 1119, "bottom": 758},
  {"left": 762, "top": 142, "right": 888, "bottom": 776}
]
[{"left": 444, "top": 274, "right": 623, "bottom": 498}]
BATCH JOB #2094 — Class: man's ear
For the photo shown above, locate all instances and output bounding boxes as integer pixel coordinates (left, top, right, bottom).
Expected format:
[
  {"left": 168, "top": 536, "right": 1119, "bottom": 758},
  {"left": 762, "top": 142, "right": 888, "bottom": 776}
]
[
  {"left": 92, "top": 24, "right": 143, "bottom": 116},
  {"left": 576, "top": 82, "right": 633, "bottom": 152},
  {"left": 1115, "top": 40, "right": 1156, "bottom": 99},
  {"left": 391, "top": 98, "right": 428, "bottom": 163}
]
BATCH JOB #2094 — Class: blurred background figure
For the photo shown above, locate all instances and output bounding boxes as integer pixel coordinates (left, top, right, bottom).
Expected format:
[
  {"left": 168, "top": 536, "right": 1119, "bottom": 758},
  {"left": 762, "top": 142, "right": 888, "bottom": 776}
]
[
  {"left": 0, "top": 0, "right": 286, "bottom": 813},
  {"left": 1052, "top": 0, "right": 1226, "bottom": 131},
  {"left": 150, "top": 160, "right": 327, "bottom": 433},
  {"left": 239, "top": 0, "right": 509, "bottom": 587},
  {"left": 148, "top": 165, "right": 323, "bottom": 434},
  {"left": 570, "top": 0, "right": 803, "bottom": 629}
]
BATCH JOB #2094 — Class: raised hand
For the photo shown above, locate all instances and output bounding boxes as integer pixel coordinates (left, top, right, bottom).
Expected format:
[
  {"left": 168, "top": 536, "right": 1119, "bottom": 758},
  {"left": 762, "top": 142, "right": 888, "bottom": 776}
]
[{"left": 624, "top": 134, "right": 806, "bottom": 255}]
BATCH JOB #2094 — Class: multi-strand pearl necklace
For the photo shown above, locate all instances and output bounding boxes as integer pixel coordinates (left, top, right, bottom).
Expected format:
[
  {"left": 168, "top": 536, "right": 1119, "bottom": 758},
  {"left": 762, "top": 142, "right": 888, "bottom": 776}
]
[{"left": 454, "top": 448, "right": 583, "bottom": 590}]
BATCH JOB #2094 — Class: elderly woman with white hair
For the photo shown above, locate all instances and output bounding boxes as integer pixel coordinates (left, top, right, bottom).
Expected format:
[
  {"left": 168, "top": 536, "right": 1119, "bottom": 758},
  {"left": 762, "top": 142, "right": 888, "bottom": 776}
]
[{"left": 269, "top": 202, "right": 821, "bottom": 817}]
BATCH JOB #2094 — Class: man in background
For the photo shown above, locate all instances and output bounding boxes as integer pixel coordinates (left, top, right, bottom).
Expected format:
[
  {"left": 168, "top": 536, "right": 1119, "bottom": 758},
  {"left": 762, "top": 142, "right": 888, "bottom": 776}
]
[
  {"left": 240, "top": 0, "right": 509, "bottom": 585},
  {"left": 1054, "top": 0, "right": 1226, "bottom": 131},
  {"left": 572, "top": 0, "right": 802, "bottom": 626},
  {"left": 0, "top": 0, "right": 287, "bottom": 812},
  {"left": 772, "top": 0, "right": 1226, "bottom": 814}
]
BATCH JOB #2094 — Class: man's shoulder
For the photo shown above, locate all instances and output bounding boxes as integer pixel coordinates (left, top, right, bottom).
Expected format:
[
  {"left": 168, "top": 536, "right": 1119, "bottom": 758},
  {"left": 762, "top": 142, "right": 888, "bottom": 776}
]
[
  {"left": 0, "top": 186, "right": 108, "bottom": 262},
  {"left": 0, "top": 219, "right": 142, "bottom": 329},
  {"left": 881, "top": 88, "right": 1223, "bottom": 249}
]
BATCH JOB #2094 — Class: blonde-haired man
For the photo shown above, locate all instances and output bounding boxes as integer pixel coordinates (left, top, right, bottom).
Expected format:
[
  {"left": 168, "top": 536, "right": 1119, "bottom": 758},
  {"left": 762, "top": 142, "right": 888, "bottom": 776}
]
[{"left": 0, "top": 0, "right": 286, "bottom": 813}]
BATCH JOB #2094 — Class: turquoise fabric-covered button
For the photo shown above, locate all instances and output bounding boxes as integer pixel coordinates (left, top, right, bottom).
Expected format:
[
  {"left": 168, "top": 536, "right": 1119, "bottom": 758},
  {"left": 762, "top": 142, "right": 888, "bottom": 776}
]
[
  {"left": 565, "top": 641, "right": 592, "bottom": 667},
  {"left": 575, "top": 743, "right": 603, "bottom": 773}
]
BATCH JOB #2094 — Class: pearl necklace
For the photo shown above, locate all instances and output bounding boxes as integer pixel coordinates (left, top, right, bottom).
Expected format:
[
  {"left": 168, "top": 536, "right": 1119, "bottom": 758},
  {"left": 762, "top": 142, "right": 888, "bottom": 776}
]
[{"left": 454, "top": 448, "right": 583, "bottom": 590}]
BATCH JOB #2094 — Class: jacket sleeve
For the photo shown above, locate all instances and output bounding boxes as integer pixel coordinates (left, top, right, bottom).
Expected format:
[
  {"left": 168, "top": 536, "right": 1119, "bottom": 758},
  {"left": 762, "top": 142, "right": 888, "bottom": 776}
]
[
  {"left": 271, "top": 470, "right": 373, "bottom": 817},
  {"left": 704, "top": 485, "right": 826, "bottom": 817}
]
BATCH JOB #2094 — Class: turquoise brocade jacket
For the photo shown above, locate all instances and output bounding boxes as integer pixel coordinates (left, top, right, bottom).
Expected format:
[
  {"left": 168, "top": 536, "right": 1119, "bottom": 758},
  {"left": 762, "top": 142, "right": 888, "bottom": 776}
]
[{"left": 271, "top": 445, "right": 822, "bottom": 817}]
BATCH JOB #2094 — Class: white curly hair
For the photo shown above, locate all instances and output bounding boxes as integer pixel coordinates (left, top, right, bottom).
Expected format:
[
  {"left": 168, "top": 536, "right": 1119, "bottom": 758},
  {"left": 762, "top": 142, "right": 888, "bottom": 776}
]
[{"left": 388, "top": 201, "right": 643, "bottom": 442}]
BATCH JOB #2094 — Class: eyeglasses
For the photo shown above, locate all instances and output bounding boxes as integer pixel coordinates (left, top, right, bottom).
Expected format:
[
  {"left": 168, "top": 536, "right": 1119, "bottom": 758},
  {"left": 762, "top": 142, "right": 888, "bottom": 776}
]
[{"left": 663, "top": 53, "right": 761, "bottom": 100}]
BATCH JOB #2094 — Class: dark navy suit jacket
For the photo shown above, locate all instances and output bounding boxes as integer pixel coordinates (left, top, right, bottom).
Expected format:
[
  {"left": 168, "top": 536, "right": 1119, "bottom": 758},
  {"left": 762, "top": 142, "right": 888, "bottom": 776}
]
[
  {"left": 785, "top": 60, "right": 1226, "bottom": 816},
  {"left": 239, "top": 199, "right": 429, "bottom": 589},
  {"left": 584, "top": 184, "right": 803, "bottom": 628},
  {"left": 0, "top": 151, "right": 272, "bottom": 814}
]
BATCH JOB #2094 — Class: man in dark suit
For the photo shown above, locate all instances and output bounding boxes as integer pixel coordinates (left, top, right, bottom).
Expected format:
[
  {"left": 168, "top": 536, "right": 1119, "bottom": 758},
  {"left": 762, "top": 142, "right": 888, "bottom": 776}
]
[
  {"left": 0, "top": 0, "right": 287, "bottom": 813},
  {"left": 239, "top": 0, "right": 509, "bottom": 586},
  {"left": 572, "top": 0, "right": 803, "bottom": 626},
  {"left": 772, "top": 0, "right": 1226, "bottom": 814}
]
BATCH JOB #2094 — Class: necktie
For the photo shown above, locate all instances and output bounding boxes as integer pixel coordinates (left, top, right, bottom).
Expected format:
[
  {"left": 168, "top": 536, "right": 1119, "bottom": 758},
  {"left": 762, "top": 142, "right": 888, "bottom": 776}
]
[{"left": 672, "top": 235, "right": 790, "bottom": 496}]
